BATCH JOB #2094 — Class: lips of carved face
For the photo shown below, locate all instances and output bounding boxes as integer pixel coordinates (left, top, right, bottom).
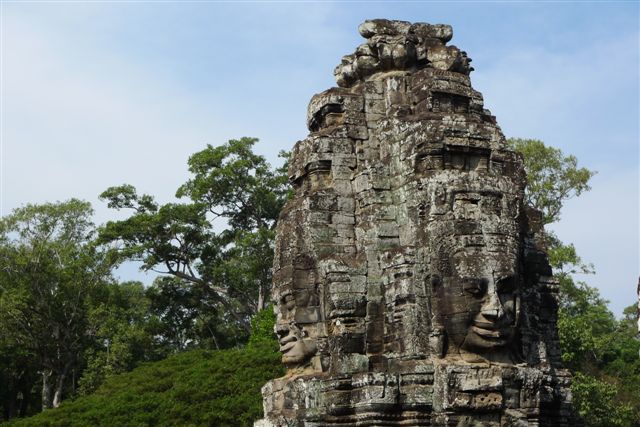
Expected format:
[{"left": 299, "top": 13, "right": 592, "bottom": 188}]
[
  {"left": 461, "top": 274, "right": 518, "bottom": 350},
  {"left": 276, "top": 322, "right": 299, "bottom": 353},
  {"left": 275, "top": 321, "right": 316, "bottom": 366}
]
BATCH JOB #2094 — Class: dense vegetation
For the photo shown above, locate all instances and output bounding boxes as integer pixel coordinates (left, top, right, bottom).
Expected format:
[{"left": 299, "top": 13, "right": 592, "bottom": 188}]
[
  {"left": 0, "top": 139, "right": 288, "bottom": 419},
  {"left": 4, "top": 310, "right": 283, "bottom": 427},
  {"left": 509, "top": 138, "right": 639, "bottom": 426},
  {"left": 1, "top": 137, "right": 637, "bottom": 426}
]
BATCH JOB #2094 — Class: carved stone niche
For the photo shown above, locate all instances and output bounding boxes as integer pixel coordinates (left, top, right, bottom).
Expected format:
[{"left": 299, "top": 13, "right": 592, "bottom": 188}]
[{"left": 256, "top": 19, "right": 580, "bottom": 427}]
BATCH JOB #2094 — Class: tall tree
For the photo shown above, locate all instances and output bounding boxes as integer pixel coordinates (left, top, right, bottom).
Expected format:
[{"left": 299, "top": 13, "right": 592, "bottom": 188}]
[
  {"left": 508, "top": 138, "right": 596, "bottom": 276},
  {"left": 0, "top": 200, "right": 113, "bottom": 410},
  {"left": 145, "top": 276, "right": 246, "bottom": 352},
  {"left": 508, "top": 138, "right": 638, "bottom": 425},
  {"left": 78, "top": 281, "right": 161, "bottom": 396},
  {"left": 99, "top": 138, "right": 289, "bottom": 335}
]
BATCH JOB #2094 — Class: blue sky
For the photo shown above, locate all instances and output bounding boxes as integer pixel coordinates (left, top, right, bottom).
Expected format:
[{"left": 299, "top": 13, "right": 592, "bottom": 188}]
[{"left": 2, "top": 1, "right": 638, "bottom": 315}]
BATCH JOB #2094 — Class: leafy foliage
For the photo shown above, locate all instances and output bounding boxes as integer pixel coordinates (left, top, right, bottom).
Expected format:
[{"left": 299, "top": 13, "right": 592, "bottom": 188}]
[
  {"left": 176, "top": 138, "right": 288, "bottom": 231},
  {"left": 99, "top": 138, "right": 289, "bottom": 334},
  {"left": 4, "top": 313, "right": 283, "bottom": 427},
  {"left": 558, "top": 279, "right": 640, "bottom": 424},
  {"left": 507, "top": 138, "right": 595, "bottom": 224},
  {"left": 1, "top": 140, "right": 289, "bottom": 419},
  {"left": 572, "top": 372, "right": 635, "bottom": 427},
  {"left": 145, "top": 276, "right": 246, "bottom": 351},
  {"left": 78, "top": 281, "right": 162, "bottom": 396},
  {"left": 248, "top": 307, "right": 278, "bottom": 349},
  {"left": 0, "top": 200, "right": 114, "bottom": 411}
]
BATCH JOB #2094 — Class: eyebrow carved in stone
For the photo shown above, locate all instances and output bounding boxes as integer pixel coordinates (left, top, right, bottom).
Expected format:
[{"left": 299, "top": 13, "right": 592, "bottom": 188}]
[
  {"left": 309, "top": 103, "right": 345, "bottom": 132},
  {"left": 431, "top": 92, "right": 470, "bottom": 113},
  {"left": 415, "top": 145, "right": 490, "bottom": 174}
]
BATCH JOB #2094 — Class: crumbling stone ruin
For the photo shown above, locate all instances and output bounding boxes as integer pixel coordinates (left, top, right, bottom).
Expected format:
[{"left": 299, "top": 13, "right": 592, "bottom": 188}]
[{"left": 257, "top": 20, "right": 578, "bottom": 426}]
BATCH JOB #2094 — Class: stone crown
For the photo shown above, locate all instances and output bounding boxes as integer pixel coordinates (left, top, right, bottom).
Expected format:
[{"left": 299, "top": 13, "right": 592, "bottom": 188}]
[{"left": 334, "top": 19, "right": 473, "bottom": 87}]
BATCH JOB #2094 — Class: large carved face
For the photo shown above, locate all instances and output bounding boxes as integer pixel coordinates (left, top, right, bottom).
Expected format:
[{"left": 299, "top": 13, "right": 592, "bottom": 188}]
[
  {"left": 420, "top": 148, "right": 524, "bottom": 359},
  {"left": 274, "top": 280, "right": 321, "bottom": 367},
  {"left": 434, "top": 244, "right": 521, "bottom": 355}
]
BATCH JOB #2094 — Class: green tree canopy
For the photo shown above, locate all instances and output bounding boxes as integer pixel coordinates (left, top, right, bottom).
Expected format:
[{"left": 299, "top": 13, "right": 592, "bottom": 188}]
[
  {"left": 508, "top": 138, "right": 595, "bottom": 225},
  {"left": 78, "top": 281, "right": 162, "bottom": 396},
  {"left": 508, "top": 138, "right": 638, "bottom": 425},
  {"left": 0, "top": 200, "right": 114, "bottom": 411},
  {"left": 99, "top": 138, "right": 289, "bottom": 336}
]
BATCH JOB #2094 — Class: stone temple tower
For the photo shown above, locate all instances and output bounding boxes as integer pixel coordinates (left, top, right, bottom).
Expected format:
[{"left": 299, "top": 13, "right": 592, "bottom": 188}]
[{"left": 256, "top": 19, "right": 579, "bottom": 426}]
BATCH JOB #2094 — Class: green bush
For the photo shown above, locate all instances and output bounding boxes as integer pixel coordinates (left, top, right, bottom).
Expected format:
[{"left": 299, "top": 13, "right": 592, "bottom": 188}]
[
  {"left": 572, "top": 372, "right": 636, "bottom": 427},
  {"left": 4, "top": 341, "right": 284, "bottom": 427},
  {"left": 248, "top": 307, "right": 277, "bottom": 349}
]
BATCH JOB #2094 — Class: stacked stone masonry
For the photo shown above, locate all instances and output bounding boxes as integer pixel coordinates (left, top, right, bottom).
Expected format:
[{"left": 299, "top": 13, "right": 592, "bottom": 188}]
[{"left": 257, "top": 19, "right": 579, "bottom": 427}]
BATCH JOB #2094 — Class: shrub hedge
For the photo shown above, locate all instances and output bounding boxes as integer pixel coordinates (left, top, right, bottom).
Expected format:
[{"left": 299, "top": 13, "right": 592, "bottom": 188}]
[{"left": 5, "top": 341, "right": 284, "bottom": 427}]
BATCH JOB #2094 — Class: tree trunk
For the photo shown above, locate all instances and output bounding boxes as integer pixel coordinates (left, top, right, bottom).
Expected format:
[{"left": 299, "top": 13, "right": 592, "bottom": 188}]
[
  {"left": 6, "top": 395, "right": 15, "bottom": 420},
  {"left": 52, "top": 373, "right": 65, "bottom": 408},
  {"left": 41, "top": 370, "right": 53, "bottom": 411},
  {"left": 257, "top": 282, "right": 265, "bottom": 313}
]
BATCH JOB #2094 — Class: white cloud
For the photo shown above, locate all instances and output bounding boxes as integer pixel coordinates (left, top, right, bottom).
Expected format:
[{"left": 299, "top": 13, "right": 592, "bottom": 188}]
[
  {"left": 2, "top": 9, "right": 236, "bottom": 224},
  {"left": 472, "top": 30, "right": 639, "bottom": 167}
]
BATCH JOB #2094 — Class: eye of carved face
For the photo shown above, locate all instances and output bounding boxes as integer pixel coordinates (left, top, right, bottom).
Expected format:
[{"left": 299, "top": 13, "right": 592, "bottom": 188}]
[{"left": 462, "top": 278, "right": 486, "bottom": 297}]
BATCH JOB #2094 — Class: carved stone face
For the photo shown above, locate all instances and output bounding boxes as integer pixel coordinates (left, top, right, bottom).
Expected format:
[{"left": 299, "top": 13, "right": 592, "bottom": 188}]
[
  {"left": 435, "top": 246, "right": 520, "bottom": 355},
  {"left": 421, "top": 153, "right": 524, "bottom": 359},
  {"left": 274, "top": 284, "right": 321, "bottom": 367}
]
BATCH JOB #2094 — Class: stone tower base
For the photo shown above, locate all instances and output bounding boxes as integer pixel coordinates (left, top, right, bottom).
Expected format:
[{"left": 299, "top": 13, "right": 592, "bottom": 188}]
[{"left": 256, "top": 364, "right": 576, "bottom": 426}]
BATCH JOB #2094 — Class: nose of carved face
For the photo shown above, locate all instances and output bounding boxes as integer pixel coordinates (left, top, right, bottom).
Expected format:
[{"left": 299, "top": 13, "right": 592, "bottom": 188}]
[
  {"left": 465, "top": 280, "right": 516, "bottom": 350},
  {"left": 478, "top": 287, "right": 505, "bottom": 321}
]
